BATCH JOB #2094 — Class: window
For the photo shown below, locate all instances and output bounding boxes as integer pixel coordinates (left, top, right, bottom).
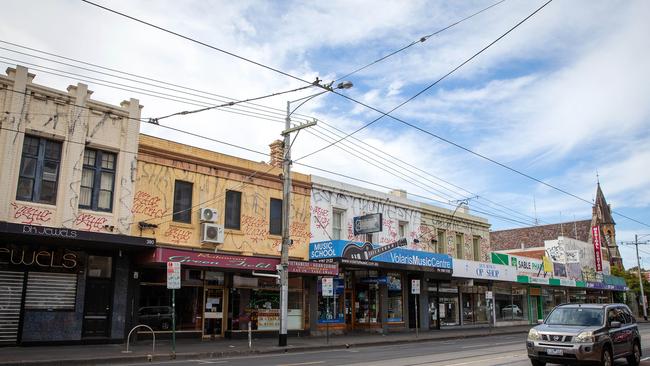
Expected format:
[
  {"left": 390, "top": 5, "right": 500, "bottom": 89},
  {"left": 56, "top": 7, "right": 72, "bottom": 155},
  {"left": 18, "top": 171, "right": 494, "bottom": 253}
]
[
  {"left": 16, "top": 136, "right": 62, "bottom": 204},
  {"left": 455, "top": 233, "right": 464, "bottom": 259},
  {"left": 473, "top": 236, "right": 481, "bottom": 261},
  {"left": 225, "top": 190, "right": 242, "bottom": 229},
  {"left": 387, "top": 273, "right": 403, "bottom": 322},
  {"left": 79, "top": 149, "right": 116, "bottom": 211},
  {"left": 172, "top": 180, "right": 193, "bottom": 223},
  {"left": 398, "top": 221, "right": 407, "bottom": 239},
  {"left": 269, "top": 198, "right": 282, "bottom": 235},
  {"left": 87, "top": 255, "right": 113, "bottom": 278},
  {"left": 332, "top": 209, "right": 344, "bottom": 240},
  {"left": 437, "top": 230, "right": 446, "bottom": 254}
]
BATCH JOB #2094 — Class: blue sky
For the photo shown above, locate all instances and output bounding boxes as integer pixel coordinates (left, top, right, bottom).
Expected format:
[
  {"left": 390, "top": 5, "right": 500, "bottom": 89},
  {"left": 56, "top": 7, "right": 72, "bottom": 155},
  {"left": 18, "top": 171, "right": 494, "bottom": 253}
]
[{"left": 1, "top": 0, "right": 649, "bottom": 267}]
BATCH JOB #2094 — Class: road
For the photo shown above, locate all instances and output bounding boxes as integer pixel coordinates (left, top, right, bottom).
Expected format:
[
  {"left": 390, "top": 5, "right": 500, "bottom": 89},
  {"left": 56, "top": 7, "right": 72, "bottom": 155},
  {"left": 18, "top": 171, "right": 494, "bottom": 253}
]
[{"left": 119, "top": 323, "right": 650, "bottom": 366}]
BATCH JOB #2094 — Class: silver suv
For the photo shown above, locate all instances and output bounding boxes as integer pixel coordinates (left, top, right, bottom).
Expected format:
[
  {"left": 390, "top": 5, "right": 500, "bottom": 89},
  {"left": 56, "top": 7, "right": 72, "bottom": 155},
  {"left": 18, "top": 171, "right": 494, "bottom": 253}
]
[{"left": 527, "top": 303, "right": 641, "bottom": 366}]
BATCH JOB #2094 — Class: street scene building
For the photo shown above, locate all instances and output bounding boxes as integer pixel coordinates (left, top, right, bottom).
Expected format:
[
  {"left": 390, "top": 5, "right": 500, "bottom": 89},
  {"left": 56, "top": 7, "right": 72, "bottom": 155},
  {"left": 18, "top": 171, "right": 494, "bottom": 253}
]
[{"left": 0, "top": 66, "right": 152, "bottom": 345}]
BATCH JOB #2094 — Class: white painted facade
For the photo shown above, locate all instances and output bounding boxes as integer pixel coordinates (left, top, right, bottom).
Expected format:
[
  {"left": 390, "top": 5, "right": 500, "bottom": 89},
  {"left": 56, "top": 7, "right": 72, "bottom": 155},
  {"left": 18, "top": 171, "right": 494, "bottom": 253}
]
[{"left": 0, "top": 65, "right": 141, "bottom": 234}]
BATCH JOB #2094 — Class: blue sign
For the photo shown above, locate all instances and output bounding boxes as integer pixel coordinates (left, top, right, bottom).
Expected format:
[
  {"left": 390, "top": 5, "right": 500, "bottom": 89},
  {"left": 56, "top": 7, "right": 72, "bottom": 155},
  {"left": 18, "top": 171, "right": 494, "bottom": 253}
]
[{"left": 310, "top": 240, "right": 452, "bottom": 272}]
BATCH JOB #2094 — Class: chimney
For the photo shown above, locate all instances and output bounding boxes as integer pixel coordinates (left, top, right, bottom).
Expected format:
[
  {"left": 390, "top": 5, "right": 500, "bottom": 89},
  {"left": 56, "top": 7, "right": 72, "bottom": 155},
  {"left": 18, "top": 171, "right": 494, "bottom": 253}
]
[{"left": 269, "top": 140, "right": 284, "bottom": 168}]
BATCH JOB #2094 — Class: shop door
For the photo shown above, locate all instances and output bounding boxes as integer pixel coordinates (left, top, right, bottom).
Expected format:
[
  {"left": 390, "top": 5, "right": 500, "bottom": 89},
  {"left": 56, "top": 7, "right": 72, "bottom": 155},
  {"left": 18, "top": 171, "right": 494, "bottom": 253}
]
[
  {"left": 83, "top": 279, "right": 112, "bottom": 337},
  {"left": 0, "top": 271, "right": 24, "bottom": 345},
  {"left": 428, "top": 294, "right": 439, "bottom": 329},
  {"left": 344, "top": 289, "right": 354, "bottom": 329},
  {"left": 203, "top": 288, "right": 224, "bottom": 338},
  {"left": 530, "top": 296, "right": 540, "bottom": 322}
]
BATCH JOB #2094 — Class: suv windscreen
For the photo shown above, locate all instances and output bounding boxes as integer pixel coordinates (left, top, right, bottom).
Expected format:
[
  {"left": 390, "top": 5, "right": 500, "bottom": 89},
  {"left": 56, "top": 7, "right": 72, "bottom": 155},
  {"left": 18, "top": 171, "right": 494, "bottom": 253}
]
[{"left": 546, "top": 308, "right": 603, "bottom": 326}]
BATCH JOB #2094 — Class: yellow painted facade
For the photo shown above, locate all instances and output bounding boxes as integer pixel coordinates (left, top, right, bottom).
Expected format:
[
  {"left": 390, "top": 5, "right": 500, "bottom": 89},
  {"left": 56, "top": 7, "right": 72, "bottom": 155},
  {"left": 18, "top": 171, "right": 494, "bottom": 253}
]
[{"left": 132, "top": 135, "right": 312, "bottom": 259}]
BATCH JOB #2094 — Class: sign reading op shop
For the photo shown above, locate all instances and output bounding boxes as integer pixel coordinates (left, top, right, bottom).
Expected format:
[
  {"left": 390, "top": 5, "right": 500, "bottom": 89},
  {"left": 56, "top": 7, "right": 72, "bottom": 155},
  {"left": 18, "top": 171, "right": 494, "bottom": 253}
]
[
  {"left": 309, "top": 240, "right": 453, "bottom": 273},
  {"left": 452, "top": 259, "right": 517, "bottom": 282}
]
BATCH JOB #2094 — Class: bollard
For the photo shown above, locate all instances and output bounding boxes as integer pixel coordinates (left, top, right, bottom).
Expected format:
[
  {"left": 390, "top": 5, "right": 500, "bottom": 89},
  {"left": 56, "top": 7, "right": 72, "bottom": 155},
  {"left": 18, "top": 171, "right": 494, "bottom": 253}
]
[{"left": 248, "top": 321, "right": 252, "bottom": 349}]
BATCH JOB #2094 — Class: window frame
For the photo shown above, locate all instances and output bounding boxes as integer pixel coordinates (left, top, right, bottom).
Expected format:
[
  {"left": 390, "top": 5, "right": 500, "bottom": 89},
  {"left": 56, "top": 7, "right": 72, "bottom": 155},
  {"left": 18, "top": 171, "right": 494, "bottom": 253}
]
[
  {"left": 455, "top": 233, "right": 464, "bottom": 259},
  {"left": 269, "top": 198, "right": 283, "bottom": 236},
  {"left": 437, "top": 230, "right": 446, "bottom": 254},
  {"left": 332, "top": 209, "right": 344, "bottom": 240},
  {"left": 224, "top": 190, "right": 242, "bottom": 230},
  {"left": 79, "top": 148, "right": 117, "bottom": 212},
  {"left": 473, "top": 236, "right": 481, "bottom": 261},
  {"left": 16, "top": 135, "right": 62, "bottom": 205},
  {"left": 172, "top": 180, "right": 193, "bottom": 223},
  {"left": 398, "top": 221, "right": 407, "bottom": 239}
]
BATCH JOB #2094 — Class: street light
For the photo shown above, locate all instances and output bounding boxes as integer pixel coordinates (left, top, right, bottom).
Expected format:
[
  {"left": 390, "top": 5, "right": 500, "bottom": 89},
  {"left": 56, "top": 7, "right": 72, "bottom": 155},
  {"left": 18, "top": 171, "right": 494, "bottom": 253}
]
[{"left": 278, "top": 80, "right": 353, "bottom": 347}]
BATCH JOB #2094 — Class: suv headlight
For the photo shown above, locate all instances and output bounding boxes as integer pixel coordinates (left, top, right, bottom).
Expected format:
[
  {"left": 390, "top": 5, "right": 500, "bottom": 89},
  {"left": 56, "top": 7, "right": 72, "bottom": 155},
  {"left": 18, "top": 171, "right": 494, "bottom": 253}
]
[
  {"left": 575, "top": 331, "right": 595, "bottom": 343},
  {"left": 528, "top": 328, "right": 541, "bottom": 341}
]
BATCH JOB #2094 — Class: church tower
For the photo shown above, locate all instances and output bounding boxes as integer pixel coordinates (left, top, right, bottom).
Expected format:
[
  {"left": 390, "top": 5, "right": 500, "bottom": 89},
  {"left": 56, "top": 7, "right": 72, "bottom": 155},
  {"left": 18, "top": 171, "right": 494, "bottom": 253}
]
[{"left": 590, "top": 183, "right": 623, "bottom": 269}]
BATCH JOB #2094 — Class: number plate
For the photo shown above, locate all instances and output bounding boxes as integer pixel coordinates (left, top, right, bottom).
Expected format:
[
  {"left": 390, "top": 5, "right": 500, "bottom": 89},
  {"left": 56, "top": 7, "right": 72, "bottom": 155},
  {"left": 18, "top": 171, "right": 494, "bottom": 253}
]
[{"left": 546, "top": 348, "right": 564, "bottom": 356}]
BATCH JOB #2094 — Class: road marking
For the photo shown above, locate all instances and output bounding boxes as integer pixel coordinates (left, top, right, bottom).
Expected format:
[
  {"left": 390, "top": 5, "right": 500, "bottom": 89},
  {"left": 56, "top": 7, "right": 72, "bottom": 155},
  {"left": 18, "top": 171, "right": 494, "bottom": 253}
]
[
  {"left": 277, "top": 362, "right": 325, "bottom": 366},
  {"left": 431, "top": 353, "right": 526, "bottom": 366},
  {"left": 197, "top": 361, "right": 228, "bottom": 364},
  {"left": 642, "top": 356, "right": 650, "bottom": 361},
  {"left": 460, "top": 341, "right": 519, "bottom": 349}
]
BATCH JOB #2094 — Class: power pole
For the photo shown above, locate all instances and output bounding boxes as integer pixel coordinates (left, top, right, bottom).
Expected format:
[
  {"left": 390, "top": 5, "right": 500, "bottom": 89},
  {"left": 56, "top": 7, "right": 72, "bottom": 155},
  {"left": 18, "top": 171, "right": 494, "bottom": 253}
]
[{"left": 635, "top": 234, "right": 648, "bottom": 320}]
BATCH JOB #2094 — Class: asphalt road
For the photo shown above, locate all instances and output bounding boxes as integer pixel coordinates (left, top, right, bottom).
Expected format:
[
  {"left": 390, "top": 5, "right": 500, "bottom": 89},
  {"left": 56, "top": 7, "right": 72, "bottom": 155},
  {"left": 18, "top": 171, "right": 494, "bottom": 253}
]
[{"left": 118, "top": 323, "right": 650, "bottom": 366}]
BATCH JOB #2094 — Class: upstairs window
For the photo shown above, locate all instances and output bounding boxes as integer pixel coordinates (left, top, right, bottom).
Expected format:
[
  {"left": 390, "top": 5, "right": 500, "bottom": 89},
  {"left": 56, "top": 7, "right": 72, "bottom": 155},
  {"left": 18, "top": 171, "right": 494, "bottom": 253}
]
[
  {"left": 473, "top": 236, "right": 481, "bottom": 261},
  {"left": 455, "top": 233, "right": 464, "bottom": 259},
  {"left": 225, "top": 190, "right": 242, "bottom": 229},
  {"left": 80, "top": 149, "right": 116, "bottom": 211},
  {"left": 332, "top": 209, "right": 344, "bottom": 240},
  {"left": 269, "top": 198, "right": 282, "bottom": 236},
  {"left": 16, "top": 136, "right": 62, "bottom": 205},
  {"left": 437, "top": 230, "right": 446, "bottom": 254},
  {"left": 398, "top": 221, "right": 407, "bottom": 239},
  {"left": 172, "top": 180, "right": 193, "bottom": 223}
]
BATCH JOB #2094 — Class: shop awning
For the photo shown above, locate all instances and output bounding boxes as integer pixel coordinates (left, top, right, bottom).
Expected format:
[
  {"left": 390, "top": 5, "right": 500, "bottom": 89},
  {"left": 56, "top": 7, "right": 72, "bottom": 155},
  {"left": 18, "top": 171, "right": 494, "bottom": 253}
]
[
  {"left": 0, "top": 221, "right": 155, "bottom": 251},
  {"left": 143, "top": 247, "right": 338, "bottom": 276},
  {"left": 309, "top": 240, "right": 452, "bottom": 274}
]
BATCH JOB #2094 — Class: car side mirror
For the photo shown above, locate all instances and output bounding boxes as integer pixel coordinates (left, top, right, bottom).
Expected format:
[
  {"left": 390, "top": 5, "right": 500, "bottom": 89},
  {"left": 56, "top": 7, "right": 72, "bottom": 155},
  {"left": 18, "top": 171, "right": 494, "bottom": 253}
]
[{"left": 610, "top": 321, "right": 621, "bottom": 328}]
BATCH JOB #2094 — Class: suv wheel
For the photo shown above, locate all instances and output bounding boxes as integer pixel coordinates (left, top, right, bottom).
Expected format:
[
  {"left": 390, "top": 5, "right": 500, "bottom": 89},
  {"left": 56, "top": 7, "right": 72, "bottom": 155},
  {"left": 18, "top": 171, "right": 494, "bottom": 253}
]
[
  {"left": 529, "top": 359, "right": 545, "bottom": 366},
  {"left": 602, "top": 347, "right": 613, "bottom": 366},
  {"left": 627, "top": 342, "right": 641, "bottom": 366}
]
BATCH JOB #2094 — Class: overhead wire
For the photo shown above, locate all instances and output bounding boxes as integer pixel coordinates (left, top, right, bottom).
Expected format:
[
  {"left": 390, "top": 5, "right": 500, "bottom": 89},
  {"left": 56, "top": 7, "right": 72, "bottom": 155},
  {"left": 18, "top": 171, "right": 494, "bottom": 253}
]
[{"left": 78, "top": 0, "right": 650, "bottom": 229}]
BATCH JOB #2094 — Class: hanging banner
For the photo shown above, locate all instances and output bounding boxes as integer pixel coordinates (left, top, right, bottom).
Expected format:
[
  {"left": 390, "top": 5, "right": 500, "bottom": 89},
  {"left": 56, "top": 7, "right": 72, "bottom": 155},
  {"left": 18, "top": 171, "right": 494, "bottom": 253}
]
[{"left": 591, "top": 226, "right": 603, "bottom": 272}]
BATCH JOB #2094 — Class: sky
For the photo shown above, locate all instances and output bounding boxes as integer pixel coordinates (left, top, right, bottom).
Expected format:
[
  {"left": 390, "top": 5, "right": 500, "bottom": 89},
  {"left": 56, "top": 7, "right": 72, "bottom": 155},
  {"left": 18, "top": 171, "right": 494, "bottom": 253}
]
[{"left": 1, "top": 0, "right": 649, "bottom": 268}]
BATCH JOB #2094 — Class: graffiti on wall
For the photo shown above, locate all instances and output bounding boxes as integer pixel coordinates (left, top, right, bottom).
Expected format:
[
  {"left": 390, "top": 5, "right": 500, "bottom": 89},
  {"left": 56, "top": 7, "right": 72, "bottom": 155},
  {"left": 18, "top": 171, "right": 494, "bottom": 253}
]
[
  {"left": 132, "top": 191, "right": 168, "bottom": 219},
  {"left": 164, "top": 226, "right": 193, "bottom": 244},
  {"left": 241, "top": 215, "right": 267, "bottom": 244},
  {"left": 10, "top": 202, "right": 52, "bottom": 225},
  {"left": 73, "top": 213, "right": 108, "bottom": 231}
]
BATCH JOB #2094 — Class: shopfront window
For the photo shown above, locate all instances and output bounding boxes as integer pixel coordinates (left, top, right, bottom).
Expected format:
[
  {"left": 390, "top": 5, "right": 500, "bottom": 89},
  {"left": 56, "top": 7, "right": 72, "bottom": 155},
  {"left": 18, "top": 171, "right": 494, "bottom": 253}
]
[
  {"left": 318, "top": 277, "right": 344, "bottom": 324},
  {"left": 438, "top": 283, "right": 459, "bottom": 326},
  {"left": 494, "top": 283, "right": 528, "bottom": 322},
  {"left": 461, "top": 285, "right": 488, "bottom": 324},
  {"left": 230, "top": 276, "right": 304, "bottom": 331},
  {"left": 138, "top": 268, "right": 204, "bottom": 332},
  {"left": 569, "top": 289, "right": 587, "bottom": 303},
  {"left": 355, "top": 270, "right": 380, "bottom": 325},
  {"left": 387, "top": 273, "right": 403, "bottom": 322}
]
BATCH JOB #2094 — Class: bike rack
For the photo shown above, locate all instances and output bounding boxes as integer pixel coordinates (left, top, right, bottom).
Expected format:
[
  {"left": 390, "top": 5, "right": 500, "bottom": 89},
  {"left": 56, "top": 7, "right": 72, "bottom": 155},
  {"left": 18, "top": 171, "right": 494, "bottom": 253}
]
[{"left": 123, "top": 324, "right": 155, "bottom": 355}]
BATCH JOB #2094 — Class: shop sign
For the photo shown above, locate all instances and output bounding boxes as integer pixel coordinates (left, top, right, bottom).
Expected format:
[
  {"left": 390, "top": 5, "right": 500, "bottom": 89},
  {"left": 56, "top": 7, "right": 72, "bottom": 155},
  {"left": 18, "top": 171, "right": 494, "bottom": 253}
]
[
  {"left": 361, "top": 276, "right": 388, "bottom": 284},
  {"left": 167, "top": 261, "right": 181, "bottom": 289},
  {"left": 411, "top": 279, "right": 420, "bottom": 294},
  {"left": 309, "top": 240, "right": 452, "bottom": 272},
  {"left": 150, "top": 248, "right": 338, "bottom": 275},
  {"left": 485, "top": 291, "right": 493, "bottom": 300},
  {"left": 592, "top": 226, "right": 603, "bottom": 272},
  {"left": 322, "top": 277, "right": 334, "bottom": 297},
  {"left": 452, "top": 259, "right": 517, "bottom": 282},
  {"left": 288, "top": 260, "right": 338, "bottom": 275},
  {"left": 2, "top": 222, "right": 155, "bottom": 247},
  {"left": 529, "top": 277, "right": 549, "bottom": 285},
  {"left": 257, "top": 309, "right": 280, "bottom": 330},
  {"left": 559, "top": 278, "right": 576, "bottom": 287},
  {"left": 353, "top": 213, "right": 382, "bottom": 235},
  {"left": 491, "top": 252, "right": 544, "bottom": 277},
  {"left": 0, "top": 245, "right": 78, "bottom": 270}
]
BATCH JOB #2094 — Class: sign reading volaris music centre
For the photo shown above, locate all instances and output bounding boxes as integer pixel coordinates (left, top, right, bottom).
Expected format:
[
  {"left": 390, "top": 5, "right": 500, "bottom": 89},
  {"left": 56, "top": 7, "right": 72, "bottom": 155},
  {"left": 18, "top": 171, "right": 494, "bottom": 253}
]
[{"left": 310, "top": 240, "right": 452, "bottom": 273}]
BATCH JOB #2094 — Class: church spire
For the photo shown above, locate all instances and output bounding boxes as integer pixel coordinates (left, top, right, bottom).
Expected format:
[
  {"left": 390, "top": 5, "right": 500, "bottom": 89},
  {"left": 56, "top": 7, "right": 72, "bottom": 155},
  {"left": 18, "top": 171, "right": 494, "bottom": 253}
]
[{"left": 595, "top": 182, "right": 615, "bottom": 225}]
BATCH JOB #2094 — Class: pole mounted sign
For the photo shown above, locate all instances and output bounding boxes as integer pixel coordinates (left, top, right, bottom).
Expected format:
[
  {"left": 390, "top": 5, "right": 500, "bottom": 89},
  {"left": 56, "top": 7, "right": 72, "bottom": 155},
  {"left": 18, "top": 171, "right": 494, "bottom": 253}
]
[
  {"left": 591, "top": 226, "right": 603, "bottom": 272},
  {"left": 353, "top": 213, "right": 383, "bottom": 235},
  {"left": 167, "top": 261, "right": 181, "bottom": 289},
  {"left": 411, "top": 279, "right": 420, "bottom": 294}
]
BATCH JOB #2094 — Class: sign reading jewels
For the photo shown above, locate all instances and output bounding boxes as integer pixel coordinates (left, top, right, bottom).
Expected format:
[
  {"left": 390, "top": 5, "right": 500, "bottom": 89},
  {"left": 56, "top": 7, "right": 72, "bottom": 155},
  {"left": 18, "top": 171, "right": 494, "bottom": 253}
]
[
  {"left": 310, "top": 240, "right": 452, "bottom": 273},
  {"left": 0, "top": 244, "right": 79, "bottom": 271},
  {"left": 453, "top": 259, "right": 517, "bottom": 282}
]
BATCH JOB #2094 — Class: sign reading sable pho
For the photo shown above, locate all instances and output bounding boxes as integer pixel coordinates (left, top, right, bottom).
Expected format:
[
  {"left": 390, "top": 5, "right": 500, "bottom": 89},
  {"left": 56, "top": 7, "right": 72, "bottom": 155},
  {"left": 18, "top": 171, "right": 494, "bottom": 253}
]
[
  {"left": 167, "top": 261, "right": 181, "bottom": 289},
  {"left": 353, "top": 213, "right": 382, "bottom": 235}
]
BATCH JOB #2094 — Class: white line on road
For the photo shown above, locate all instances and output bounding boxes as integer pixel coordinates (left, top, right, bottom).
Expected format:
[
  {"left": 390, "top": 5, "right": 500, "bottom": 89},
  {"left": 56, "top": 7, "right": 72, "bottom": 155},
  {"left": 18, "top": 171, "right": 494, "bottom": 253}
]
[
  {"left": 276, "top": 362, "right": 325, "bottom": 366},
  {"left": 642, "top": 356, "right": 650, "bottom": 361},
  {"left": 460, "top": 341, "right": 520, "bottom": 349},
  {"left": 431, "top": 353, "right": 526, "bottom": 366},
  {"left": 197, "top": 361, "right": 228, "bottom": 364}
]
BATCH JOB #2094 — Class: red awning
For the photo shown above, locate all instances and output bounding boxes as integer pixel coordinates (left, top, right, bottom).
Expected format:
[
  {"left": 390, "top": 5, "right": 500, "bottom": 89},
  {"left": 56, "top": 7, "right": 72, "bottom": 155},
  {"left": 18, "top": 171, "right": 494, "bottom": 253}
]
[{"left": 143, "top": 247, "right": 338, "bottom": 276}]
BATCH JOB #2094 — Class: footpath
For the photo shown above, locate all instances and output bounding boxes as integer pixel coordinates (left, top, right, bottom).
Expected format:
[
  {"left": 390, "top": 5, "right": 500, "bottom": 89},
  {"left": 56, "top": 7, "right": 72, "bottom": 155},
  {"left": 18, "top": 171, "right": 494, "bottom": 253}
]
[{"left": 0, "top": 325, "right": 532, "bottom": 366}]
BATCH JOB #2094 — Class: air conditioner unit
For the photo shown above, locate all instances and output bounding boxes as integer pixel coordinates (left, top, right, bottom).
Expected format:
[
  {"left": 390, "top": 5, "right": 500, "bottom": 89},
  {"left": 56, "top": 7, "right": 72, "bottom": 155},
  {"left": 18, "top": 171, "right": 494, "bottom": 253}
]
[
  {"left": 201, "top": 223, "right": 224, "bottom": 244},
  {"left": 199, "top": 208, "right": 218, "bottom": 223}
]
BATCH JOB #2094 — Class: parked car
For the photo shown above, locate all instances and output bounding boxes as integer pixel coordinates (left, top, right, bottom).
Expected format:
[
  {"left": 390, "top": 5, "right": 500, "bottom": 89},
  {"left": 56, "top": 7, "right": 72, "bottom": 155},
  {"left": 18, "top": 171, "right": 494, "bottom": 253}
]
[
  {"left": 527, "top": 303, "right": 641, "bottom": 366},
  {"left": 138, "top": 306, "right": 173, "bottom": 331},
  {"left": 501, "top": 304, "right": 523, "bottom": 318}
]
